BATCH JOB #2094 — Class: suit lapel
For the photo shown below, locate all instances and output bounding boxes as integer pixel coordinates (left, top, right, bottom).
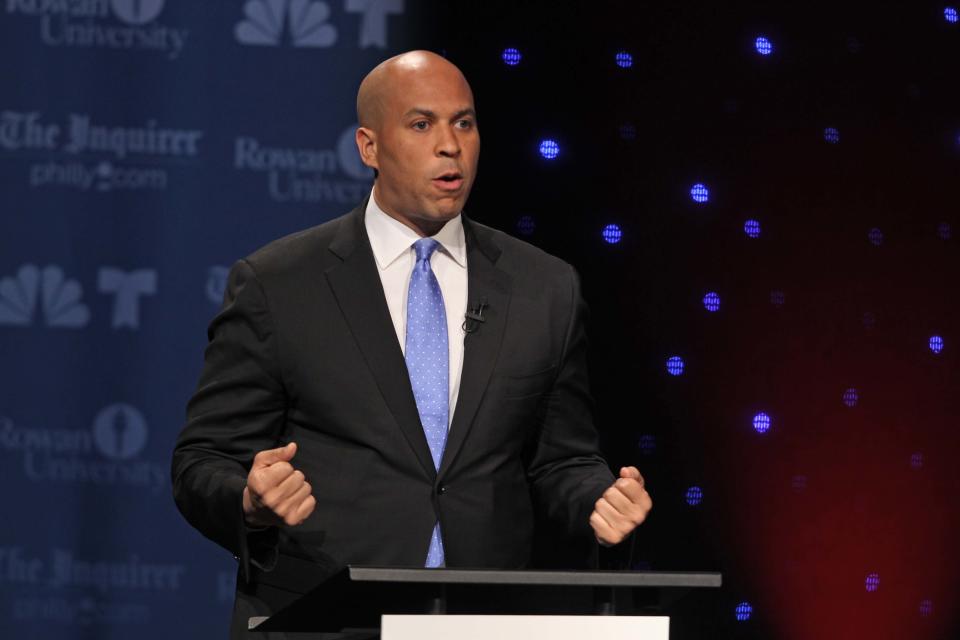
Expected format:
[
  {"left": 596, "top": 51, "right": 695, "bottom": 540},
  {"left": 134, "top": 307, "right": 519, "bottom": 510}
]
[
  {"left": 324, "top": 204, "right": 438, "bottom": 480},
  {"left": 438, "top": 216, "right": 512, "bottom": 479}
]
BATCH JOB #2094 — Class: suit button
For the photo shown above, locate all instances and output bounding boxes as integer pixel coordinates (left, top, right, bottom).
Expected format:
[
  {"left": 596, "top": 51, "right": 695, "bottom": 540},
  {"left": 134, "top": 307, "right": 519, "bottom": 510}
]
[{"left": 437, "top": 485, "right": 447, "bottom": 495}]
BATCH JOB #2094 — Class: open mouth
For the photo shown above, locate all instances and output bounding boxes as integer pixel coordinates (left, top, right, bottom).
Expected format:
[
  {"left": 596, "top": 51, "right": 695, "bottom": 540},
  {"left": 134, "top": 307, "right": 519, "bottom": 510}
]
[{"left": 432, "top": 171, "right": 464, "bottom": 191}]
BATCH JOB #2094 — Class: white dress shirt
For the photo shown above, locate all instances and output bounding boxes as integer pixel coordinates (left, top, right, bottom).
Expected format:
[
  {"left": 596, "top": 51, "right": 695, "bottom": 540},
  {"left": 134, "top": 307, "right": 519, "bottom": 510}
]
[{"left": 364, "top": 190, "right": 468, "bottom": 428}]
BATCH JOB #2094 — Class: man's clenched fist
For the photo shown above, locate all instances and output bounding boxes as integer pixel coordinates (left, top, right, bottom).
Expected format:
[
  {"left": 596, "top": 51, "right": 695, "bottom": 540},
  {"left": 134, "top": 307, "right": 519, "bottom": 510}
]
[
  {"left": 589, "top": 466, "right": 652, "bottom": 546},
  {"left": 242, "top": 442, "right": 316, "bottom": 528}
]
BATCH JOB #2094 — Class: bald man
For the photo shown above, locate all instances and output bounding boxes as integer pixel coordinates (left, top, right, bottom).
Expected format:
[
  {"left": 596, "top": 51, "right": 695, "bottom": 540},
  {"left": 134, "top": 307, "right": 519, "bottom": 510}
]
[{"left": 172, "top": 51, "right": 651, "bottom": 637}]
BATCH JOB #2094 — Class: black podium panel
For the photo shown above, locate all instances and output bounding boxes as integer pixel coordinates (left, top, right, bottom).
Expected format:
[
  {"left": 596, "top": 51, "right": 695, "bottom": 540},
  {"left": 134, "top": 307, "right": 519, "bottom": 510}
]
[{"left": 253, "top": 566, "right": 722, "bottom": 634}]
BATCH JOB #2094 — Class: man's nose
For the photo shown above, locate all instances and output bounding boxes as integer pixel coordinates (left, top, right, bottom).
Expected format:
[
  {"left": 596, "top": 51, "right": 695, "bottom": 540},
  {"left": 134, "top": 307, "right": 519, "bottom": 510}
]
[{"left": 436, "top": 125, "right": 461, "bottom": 157}]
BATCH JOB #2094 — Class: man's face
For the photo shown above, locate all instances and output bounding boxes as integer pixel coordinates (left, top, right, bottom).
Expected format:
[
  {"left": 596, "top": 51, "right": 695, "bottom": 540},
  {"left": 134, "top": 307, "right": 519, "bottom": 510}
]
[{"left": 360, "top": 64, "right": 480, "bottom": 229}]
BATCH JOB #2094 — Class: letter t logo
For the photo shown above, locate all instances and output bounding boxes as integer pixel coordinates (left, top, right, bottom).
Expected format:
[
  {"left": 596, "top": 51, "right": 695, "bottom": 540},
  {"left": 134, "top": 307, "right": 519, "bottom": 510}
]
[
  {"left": 98, "top": 268, "right": 158, "bottom": 330},
  {"left": 344, "top": 0, "right": 404, "bottom": 49}
]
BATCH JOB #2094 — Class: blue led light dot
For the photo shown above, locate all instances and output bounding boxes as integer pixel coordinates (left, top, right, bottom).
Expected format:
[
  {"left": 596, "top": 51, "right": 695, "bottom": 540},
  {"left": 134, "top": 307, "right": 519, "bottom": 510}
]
[
  {"left": 615, "top": 51, "right": 633, "bottom": 68},
  {"left": 868, "top": 227, "right": 884, "bottom": 246},
  {"left": 920, "top": 599, "right": 933, "bottom": 617},
  {"left": 690, "top": 183, "right": 710, "bottom": 203},
  {"left": 929, "top": 335, "right": 944, "bottom": 354},
  {"left": 791, "top": 474, "right": 807, "bottom": 492},
  {"left": 703, "top": 292, "right": 721, "bottom": 312},
  {"left": 639, "top": 434, "right": 656, "bottom": 455},
  {"left": 843, "top": 388, "right": 859, "bottom": 408},
  {"left": 619, "top": 123, "right": 637, "bottom": 140},
  {"left": 685, "top": 486, "right": 703, "bottom": 506},
  {"left": 602, "top": 224, "right": 623, "bottom": 244},
  {"left": 770, "top": 290, "right": 786, "bottom": 307},
  {"left": 911, "top": 452, "right": 924, "bottom": 470},
  {"left": 539, "top": 139, "right": 559, "bottom": 160},
  {"left": 755, "top": 36, "right": 773, "bottom": 55},
  {"left": 744, "top": 219, "right": 761, "bottom": 238},
  {"left": 501, "top": 47, "right": 521, "bottom": 66},
  {"left": 666, "top": 356, "right": 685, "bottom": 376},
  {"left": 735, "top": 602, "right": 753, "bottom": 621},
  {"left": 516, "top": 215, "right": 535, "bottom": 236},
  {"left": 824, "top": 127, "right": 840, "bottom": 144},
  {"left": 865, "top": 573, "right": 880, "bottom": 592},
  {"left": 862, "top": 311, "right": 876, "bottom": 329},
  {"left": 938, "top": 222, "right": 952, "bottom": 240},
  {"left": 753, "top": 412, "right": 771, "bottom": 434},
  {"left": 945, "top": 6, "right": 959, "bottom": 23}
]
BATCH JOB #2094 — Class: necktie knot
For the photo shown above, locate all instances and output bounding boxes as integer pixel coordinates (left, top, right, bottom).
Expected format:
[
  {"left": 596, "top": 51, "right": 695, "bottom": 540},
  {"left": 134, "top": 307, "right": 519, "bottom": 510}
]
[{"left": 413, "top": 238, "right": 441, "bottom": 264}]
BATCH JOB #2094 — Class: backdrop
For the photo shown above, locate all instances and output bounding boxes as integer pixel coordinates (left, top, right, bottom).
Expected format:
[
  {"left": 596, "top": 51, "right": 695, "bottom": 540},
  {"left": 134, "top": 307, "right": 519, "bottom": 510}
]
[
  {"left": 2, "top": 2, "right": 958, "bottom": 639},
  {"left": 1, "top": 2, "right": 420, "bottom": 638}
]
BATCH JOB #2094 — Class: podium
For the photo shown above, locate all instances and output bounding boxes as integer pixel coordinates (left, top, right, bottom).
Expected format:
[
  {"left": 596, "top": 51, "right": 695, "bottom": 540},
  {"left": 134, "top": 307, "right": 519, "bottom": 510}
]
[{"left": 248, "top": 566, "right": 722, "bottom": 639}]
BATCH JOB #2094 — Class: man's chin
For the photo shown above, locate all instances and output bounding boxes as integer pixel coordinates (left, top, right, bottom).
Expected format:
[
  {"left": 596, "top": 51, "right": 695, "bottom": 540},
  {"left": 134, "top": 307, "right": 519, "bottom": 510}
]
[{"left": 426, "top": 201, "right": 465, "bottom": 220}]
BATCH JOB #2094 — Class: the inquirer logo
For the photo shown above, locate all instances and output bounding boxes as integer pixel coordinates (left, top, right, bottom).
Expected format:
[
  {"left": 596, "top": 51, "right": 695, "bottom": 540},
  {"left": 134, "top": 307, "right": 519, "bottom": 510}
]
[
  {"left": 5, "top": 0, "right": 189, "bottom": 60},
  {"left": 0, "top": 546, "right": 185, "bottom": 624},
  {"left": 0, "top": 110, "right": 203, "bottom": 192}
]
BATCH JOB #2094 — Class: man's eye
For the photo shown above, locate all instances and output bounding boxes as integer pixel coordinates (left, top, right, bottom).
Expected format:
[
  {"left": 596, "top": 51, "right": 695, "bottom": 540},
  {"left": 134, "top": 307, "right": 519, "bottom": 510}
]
[
  {"left": 413, "top": 121, "right": 429, "bottom": 130},
  {"left": 457, "top": 119, "right": 473, "bottom": 129}
]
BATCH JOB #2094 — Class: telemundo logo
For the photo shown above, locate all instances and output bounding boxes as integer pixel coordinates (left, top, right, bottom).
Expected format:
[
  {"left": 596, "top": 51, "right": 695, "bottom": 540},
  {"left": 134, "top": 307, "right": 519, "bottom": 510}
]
[
  {"left": 5, "top": 0, "right": 189, "bottom": 59},
  {"left": 233, "top": 124, "right": 373, "bottom": 204}
]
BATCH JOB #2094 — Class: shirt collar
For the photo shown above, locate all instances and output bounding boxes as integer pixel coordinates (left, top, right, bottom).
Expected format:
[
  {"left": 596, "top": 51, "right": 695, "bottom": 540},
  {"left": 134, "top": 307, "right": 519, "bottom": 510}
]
[{"left": 364, "top": 188, "right": 467, "bottom": 270}]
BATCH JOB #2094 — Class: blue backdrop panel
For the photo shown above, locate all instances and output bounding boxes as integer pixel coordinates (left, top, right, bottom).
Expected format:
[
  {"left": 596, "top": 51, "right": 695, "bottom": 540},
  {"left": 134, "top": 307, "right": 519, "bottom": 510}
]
[{"left": 0, "top": 2, "right": 416, "bottom": 637}]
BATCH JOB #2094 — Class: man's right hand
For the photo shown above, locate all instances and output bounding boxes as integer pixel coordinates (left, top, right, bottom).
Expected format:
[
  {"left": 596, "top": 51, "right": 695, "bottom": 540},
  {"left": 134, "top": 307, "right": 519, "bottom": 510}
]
[{"left": 242, "top": 442, "right": 316, "bottom": 528}]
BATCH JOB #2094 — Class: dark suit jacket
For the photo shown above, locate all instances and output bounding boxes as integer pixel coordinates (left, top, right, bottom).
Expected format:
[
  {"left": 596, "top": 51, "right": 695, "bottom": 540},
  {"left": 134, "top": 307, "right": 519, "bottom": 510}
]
[{"left": 171, "top": 200, "right": 615, "bottom": 636}]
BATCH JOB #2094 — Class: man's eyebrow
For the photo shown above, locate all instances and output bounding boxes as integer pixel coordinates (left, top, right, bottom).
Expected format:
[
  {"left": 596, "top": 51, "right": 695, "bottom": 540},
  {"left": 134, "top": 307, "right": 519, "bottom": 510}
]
[
  {"left": 403, "top": 107, "right": 477, "bottom": 120},
  {"left": 452, "top": 108, "right": 477, "bottom": 120}
]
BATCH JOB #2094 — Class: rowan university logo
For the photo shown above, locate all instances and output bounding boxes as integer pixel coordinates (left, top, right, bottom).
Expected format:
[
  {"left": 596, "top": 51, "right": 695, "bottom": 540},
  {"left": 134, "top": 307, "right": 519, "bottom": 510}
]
[{"left": 4, "top": 0, "right": 189, "bottom": 59}]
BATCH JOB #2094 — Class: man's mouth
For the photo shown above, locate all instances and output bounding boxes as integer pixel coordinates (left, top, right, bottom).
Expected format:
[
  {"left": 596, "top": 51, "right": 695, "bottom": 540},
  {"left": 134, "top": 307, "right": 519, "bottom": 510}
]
[{"left": 432, "top": 171, "right": 464, "bottom": 191}]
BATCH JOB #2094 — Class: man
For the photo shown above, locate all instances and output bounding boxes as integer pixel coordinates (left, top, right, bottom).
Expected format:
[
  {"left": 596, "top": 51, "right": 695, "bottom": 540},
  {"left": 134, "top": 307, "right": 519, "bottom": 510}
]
[{"left": 171, "top": 50, "right": 652, "bottom": 636}]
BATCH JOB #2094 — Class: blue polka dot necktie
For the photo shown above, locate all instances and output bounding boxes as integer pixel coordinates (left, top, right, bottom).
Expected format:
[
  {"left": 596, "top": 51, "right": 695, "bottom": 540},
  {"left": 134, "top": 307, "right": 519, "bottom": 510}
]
[{"left": 405, "top": 238, "right": 448, "bottom": 568}]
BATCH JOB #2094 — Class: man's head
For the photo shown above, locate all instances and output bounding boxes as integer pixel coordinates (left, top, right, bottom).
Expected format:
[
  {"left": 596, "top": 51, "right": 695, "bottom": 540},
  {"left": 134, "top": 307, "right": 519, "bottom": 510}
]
[{"left": 355, "top": 50, "right": 479, "bottom": 236}]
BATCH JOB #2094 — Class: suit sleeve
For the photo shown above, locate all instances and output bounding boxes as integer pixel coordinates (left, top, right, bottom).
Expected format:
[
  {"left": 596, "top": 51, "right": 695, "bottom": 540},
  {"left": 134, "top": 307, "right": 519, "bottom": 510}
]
[
  {"left": 525, "top": 264, "right": 616, "bottom": 558},
  {"left": 171, "top": 258, "right": 285, "bottom": 582}
]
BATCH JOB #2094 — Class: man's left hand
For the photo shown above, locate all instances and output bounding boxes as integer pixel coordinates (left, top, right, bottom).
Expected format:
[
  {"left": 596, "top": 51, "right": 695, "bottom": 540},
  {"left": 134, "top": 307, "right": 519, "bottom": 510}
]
[{"left": 589, "top": 466, "right": 652, "bottom": 546}]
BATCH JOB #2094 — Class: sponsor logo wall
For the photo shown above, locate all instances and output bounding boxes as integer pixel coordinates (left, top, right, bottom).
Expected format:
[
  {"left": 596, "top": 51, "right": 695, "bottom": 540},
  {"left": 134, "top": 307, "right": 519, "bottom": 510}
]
[{"left": 0, "top": 2, "right": 411, "bottom": 637}]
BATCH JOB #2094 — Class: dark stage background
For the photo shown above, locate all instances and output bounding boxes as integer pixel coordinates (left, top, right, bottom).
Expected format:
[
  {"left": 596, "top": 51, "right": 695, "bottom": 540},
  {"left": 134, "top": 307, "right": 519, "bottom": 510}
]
[{"left": 1, "top": 1, "right": 957, "bottom": 638}]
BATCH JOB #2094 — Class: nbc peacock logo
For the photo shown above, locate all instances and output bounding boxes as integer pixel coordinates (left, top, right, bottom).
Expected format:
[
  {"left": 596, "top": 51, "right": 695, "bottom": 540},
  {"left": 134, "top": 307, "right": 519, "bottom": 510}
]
[
  {"left": 0, "top": 264, "right": 89, "bottom": 328},
  {"left": 235, "top": 0, "right": 338, "bottom": 47}
]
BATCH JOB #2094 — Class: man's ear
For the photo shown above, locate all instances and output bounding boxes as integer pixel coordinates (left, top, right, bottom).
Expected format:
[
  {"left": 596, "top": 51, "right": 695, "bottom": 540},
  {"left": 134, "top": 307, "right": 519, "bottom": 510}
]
[{"left": 355, "top": 127, "right": 378, "bottom": 173}]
